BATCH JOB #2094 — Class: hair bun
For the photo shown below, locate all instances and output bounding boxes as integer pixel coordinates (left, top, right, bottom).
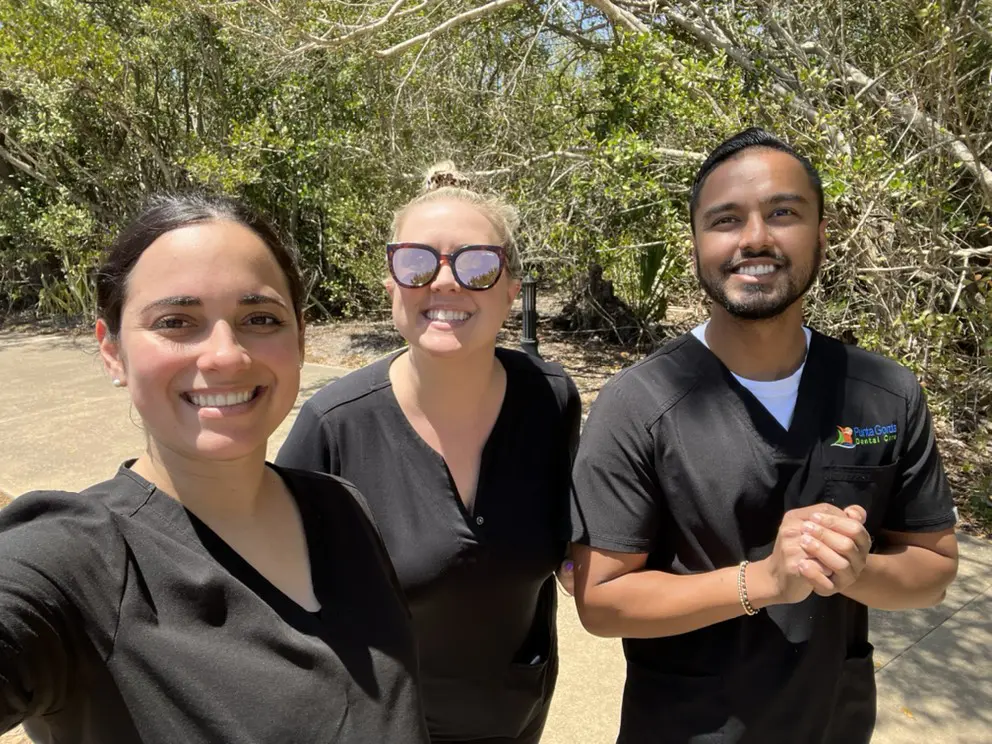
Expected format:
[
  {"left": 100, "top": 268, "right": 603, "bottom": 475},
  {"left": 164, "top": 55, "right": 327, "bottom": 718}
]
[{"left": 423, "top": 161, "right": 472, "bottom": 193}]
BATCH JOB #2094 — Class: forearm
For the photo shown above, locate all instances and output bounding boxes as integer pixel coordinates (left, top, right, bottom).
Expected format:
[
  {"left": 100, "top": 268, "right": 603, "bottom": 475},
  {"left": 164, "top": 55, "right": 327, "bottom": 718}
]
[
  {"left": 0, "top": 597, "right": 71, "bottom": 725},
  {"left": 841, "top": 545, "right": 958, "bottom": 609},
  {"left": 577, "top": 564, "right": 764, "bottom": 638}
]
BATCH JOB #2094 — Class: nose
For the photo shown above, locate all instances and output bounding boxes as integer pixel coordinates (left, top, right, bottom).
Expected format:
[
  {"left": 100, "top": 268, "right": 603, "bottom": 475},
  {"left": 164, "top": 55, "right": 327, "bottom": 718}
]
[
  {"left": 738, "top": 213, "right": 771, "bottom": 252},
  {"left": 430, "top": 254, "right": 460, "bottom": 292},
  {"left": 197, "top": 321, "right": 251, "bottom": 373}
]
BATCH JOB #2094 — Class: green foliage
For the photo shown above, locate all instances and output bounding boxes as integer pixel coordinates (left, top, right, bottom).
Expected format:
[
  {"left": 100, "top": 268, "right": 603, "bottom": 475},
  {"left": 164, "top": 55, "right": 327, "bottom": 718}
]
[{"left": 2, "top": 2, "right": 991, "bottom": 521}]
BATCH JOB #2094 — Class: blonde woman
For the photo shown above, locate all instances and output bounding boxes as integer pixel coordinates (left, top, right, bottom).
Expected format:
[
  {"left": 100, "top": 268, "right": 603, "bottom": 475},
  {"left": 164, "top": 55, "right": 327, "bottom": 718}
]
[{"left": 278, "top": 164, "right": 581, "bottom": 743}]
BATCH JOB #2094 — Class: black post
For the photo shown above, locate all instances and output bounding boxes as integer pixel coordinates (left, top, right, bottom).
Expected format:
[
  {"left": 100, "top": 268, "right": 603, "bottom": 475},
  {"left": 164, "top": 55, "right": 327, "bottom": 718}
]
[{"left": 520, "top": 273, "right": 540, "bottom": 358}]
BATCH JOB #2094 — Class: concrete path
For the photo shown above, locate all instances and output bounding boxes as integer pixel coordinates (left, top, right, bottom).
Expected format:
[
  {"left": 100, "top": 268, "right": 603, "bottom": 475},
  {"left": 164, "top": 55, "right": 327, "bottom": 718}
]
[{"left": 1, "top": 329, "right": 989, "bottom": 744}]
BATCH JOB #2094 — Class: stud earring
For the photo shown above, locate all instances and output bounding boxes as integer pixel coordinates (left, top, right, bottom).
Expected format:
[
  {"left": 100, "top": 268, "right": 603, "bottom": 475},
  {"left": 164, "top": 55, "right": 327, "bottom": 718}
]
[{"left": 112, "top": 378, "right": 123, "bottom": 388}]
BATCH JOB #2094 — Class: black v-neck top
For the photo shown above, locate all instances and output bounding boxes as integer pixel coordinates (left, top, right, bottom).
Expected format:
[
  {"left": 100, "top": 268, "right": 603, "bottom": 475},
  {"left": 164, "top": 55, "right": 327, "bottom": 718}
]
[
  {"left": 570, "top": 330, "right": 955, "bottom": 744},
  {"left": 276, "top": 347, "right": 582, "bottom": 741},
  {"left": 0, "top": 464, "right": 429, "bottom": 744}
]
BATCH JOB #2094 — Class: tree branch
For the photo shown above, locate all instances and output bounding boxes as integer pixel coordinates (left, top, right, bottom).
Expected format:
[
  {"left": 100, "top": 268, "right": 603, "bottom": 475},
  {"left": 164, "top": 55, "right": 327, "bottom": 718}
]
[
  {"left": 0, "top": 144, "right": 59, "bottom": 189},
  {"left": 464, "top": 144, "right": 704, "bottom": 178},
  {"left": 298, "top": 0, "right": 435, "bottom": 53},
  {"left": 468, "top": 149, "right": 592, "bottom": 177},
  {"left": 586, "top": 0, "right": 649, "bottom": 33},
  {"left": 649, "top": 146, "right": 706, "bottom": 162},
  {"left": 541, "top": 18, "right": 610, "bottom": 51},
  {"left": 802, "top": 42, "right": 992, "bottom": 202},
  {"left": 375, "top": 0, "right": 521, "bottom": 58},
  {"left": 643, "top": 3, "right": 851, "bottom": 155},
  {"left": 0, "top": 143, "right": 109, "bottom": 218}
]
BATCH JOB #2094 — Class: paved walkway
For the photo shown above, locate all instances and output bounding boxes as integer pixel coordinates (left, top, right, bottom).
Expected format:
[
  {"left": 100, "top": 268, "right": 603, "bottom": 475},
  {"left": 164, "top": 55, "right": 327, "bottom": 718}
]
[{"left": 1, "top": 330, "right": 989, "bottom": 743}]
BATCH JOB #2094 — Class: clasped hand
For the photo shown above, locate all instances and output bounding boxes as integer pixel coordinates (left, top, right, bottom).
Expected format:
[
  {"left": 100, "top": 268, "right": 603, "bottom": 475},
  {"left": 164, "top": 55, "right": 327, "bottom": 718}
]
[{"left": 761, "top": 503, "right": 873, "bottom": 604}]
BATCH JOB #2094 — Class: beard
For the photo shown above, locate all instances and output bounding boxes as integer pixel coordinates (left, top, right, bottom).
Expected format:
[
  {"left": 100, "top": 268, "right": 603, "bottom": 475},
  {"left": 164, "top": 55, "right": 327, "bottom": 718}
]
[{"left": 696, "top": 243, "right": 823, "bottom": 320}]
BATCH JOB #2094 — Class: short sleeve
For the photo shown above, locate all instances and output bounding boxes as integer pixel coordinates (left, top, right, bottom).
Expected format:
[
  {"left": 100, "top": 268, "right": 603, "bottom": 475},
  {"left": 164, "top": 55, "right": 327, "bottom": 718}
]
[
  {"left": 570, "top": 380, "right": 664, "bottom": 553},
  {"left": 882, "top": 381, "right": 956, "bottom": 532},
  {"left": 275, "top": 401, "right": 339, "bottom": 476},
  {"left": 0, "top": 493, "right": 122, "bottom": 729}
]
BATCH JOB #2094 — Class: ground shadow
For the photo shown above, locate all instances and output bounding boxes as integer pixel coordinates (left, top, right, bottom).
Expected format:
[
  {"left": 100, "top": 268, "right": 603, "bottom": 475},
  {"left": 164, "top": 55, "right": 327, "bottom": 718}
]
[
  {"left": 0, "top": 328, "right": 94, "bottom": 354},
  {"left": 871, "top": 535, "right": 992, "bottom": 741},
  {"left": 873, "top": 601, "right": 992, "bottom": 740},
  {"left": 346, "top": 327, "right": 405, "bottom": 356}
]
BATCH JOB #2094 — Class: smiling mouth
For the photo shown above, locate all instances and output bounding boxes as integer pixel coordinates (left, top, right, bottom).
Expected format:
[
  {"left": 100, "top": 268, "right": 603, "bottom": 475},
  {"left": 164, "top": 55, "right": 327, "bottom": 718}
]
[
  {"left": 733, "top": 264, "right": 779, "bottom": 277},
  {"left": 424, "top": 309, "right": 472, "bottom": 322},
  {"left": 181, "top": 387, "right": 263, "bottom": 409}
]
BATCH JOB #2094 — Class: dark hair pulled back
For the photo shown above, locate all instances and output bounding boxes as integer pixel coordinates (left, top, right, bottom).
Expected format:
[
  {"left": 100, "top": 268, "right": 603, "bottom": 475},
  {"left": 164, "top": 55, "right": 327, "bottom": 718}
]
[{"left": 96, "top": 193, "right": 304, "bottom": 335}]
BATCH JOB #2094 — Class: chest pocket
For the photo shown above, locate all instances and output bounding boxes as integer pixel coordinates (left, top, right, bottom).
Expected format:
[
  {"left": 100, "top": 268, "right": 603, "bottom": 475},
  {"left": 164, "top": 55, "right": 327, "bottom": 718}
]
[{"left": 821, "top": 461, "right": 899, "bottom": 534}]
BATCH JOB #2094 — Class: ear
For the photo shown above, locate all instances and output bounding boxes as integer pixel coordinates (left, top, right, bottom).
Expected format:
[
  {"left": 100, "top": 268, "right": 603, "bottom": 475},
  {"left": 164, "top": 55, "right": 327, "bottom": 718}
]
[
  {"left": 96, "top": 319, "right": 126, "bottom": 384},
  {"left": 507, "top": 278, "right": 522, "bottom": 305},
  {"left": 384, "top": 276, "right": 396, "bottom": 299},
  {"left": 690, "top": 240, "right": 700, "bottom": 278}
]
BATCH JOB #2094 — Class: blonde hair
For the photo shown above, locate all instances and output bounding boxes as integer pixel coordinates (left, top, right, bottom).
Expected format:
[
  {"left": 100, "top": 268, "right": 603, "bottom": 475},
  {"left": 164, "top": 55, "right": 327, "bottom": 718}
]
[{"left": 391, "top": 161, "right": 523, "bottom": 278}]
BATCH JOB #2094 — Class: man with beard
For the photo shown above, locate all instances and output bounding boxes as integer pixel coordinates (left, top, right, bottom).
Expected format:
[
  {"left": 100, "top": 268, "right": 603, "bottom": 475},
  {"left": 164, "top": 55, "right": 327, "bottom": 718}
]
[{"left": 569, "top": 128, "right": 959, "bottom": 743}]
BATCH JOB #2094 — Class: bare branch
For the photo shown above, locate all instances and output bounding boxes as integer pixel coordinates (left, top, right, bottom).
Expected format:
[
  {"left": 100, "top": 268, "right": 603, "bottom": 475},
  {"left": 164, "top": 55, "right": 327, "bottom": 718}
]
[
  {"left": 463, "top": 143, "right": 704, "bottom": 178},
  {"left": 650, "top": 147, "right": 706, "bottom": 162},
  {"left": 0, "top": 143, "right": 109, "bottom": 218},
  {"left": 118, "top": 120, "right": 177, "bottom": 190},
  {"left": 802, "top": 42, "right": 992, "bottom": 202},
  {"left": 540, "top": 18, "right": 609, "bottom": 51},
  {"left": 642, "top": 4, "right": 851, "bottom": 155},
  {"left": 304, "top": 0, "right": 427, "bottom": 49},
  {"left": 0, "top": 144, "right": 60, "bottom": 189},
  {"left": 389, "top": 36, "right": 432, "bottom": 152},
  {"left": 375, "top": 0, "right": 522, "bottom": 58},
  {"left": 585, "top": 0, "right": 649, "bottom": 33},
  {"left": 966, "top": 16, "right": 992, "bottom": 46},
  {"left": 951, "top": 246, "right": 992, "bottom": 258},
  {"left": 753, "top": 1, "right": 810, "bottom": 65},
  {"left": 469, "top": 149, "right": 592, "bottom": 177}
]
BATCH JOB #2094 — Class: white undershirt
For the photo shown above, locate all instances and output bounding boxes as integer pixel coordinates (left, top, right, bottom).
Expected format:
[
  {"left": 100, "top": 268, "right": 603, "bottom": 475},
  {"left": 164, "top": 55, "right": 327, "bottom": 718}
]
[{"left": 691, "top": 322, "right": 812, "bottom": 430}]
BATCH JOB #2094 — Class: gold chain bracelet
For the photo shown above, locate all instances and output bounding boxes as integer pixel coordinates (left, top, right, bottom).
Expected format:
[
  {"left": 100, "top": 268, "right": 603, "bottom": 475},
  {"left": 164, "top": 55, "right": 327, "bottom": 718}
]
[{"left": 737, "top": 560, "right": 759, "bottom": 616}]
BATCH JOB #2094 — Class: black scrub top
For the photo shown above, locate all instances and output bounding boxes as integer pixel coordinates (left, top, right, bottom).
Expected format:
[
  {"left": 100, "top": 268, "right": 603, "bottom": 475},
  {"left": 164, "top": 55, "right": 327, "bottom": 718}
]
[
  {"left": 570, "top": 330, "right": 956, "bottom": 744},
  {"left": 276, "top": 347, "right": 582, "bottom": 741},
  {"left": 0, "top": 463, "right": 429, "bottom": 744}
]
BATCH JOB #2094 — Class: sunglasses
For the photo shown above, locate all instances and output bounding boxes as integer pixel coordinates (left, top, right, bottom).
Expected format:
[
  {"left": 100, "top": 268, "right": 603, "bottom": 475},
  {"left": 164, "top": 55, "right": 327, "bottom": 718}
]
[{"left": 386, "top": 243, "right": 506, "bottom": 291}]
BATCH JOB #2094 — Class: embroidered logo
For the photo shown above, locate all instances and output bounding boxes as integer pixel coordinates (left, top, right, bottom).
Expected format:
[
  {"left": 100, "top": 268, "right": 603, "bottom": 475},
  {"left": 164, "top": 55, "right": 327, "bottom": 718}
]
[
  {"left": 831, "top": 424, "right": 898, "bottom": 448},
  {"left": 833, "top": 426, "right": 856, "bottom": 449}
]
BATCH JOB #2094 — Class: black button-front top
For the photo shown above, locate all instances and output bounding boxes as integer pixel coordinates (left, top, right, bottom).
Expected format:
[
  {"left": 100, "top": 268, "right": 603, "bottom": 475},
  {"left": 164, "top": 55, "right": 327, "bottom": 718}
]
[
  {"left": 277, "top": 347, "right": 582, "bottom": 741},
  {"left": 0, "top": 464, "right": 429, "bottom": 744},
  {"left": 570, "top": 330, "right": 956, "bottom": 744}
]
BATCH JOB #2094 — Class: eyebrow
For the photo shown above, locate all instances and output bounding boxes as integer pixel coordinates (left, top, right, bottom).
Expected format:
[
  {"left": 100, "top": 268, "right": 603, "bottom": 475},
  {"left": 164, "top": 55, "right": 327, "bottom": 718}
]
[
  {"left": 239, "top": 294, "right": 288, "bottom": 309},
  {"left": 139, "top": 294, "right": 288, "bottom": 313},
  {"left": 767, "top": 193, "right": 810, "bottom": 207},
  {"left": 701, "top": 193, "right": 811, "bottom": 221}
]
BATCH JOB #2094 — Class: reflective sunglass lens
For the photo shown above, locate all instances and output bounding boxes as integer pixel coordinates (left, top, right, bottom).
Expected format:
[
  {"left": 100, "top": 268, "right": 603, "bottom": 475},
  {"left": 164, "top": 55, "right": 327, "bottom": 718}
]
[
  {"left": 455, "top": 249, "right": 502, "bottom": 289},
  {"left": 391, "top": 247, "right": 438, "bottom": 287}
]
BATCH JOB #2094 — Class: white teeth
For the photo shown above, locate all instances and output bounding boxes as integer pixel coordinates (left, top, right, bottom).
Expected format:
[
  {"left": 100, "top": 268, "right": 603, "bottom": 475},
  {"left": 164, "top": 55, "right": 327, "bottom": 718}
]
[
  {"left": 737, "top": 264, "right": 777, "bottom": 276},
  {"left": 188, "top": 389, "right": 256, "bottom": 408},
  {"left": 425, "top": 309, "right": 471, "bottom": 322}
]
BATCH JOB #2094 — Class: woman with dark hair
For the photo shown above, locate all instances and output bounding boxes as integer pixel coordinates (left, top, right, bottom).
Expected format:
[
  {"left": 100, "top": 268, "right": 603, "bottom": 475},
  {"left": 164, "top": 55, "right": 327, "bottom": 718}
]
[
  {"left": 0, "top": 194, "right": 429, "bottom": 744},
  {"left": 277, "top": 164, "right": 582, "bottom": 744}
]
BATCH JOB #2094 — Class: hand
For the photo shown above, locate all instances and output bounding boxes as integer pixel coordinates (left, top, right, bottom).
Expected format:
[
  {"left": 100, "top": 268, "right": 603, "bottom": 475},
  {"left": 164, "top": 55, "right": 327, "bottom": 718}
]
[
  {"left": 556, "top": 559, "right": 575, "bottom": 596},
  {"left": 798, "top": 505, "right": 872, "bottom": 597},
  {"left": 750, "top": 504, "right": 851, "bottom": 606}
]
